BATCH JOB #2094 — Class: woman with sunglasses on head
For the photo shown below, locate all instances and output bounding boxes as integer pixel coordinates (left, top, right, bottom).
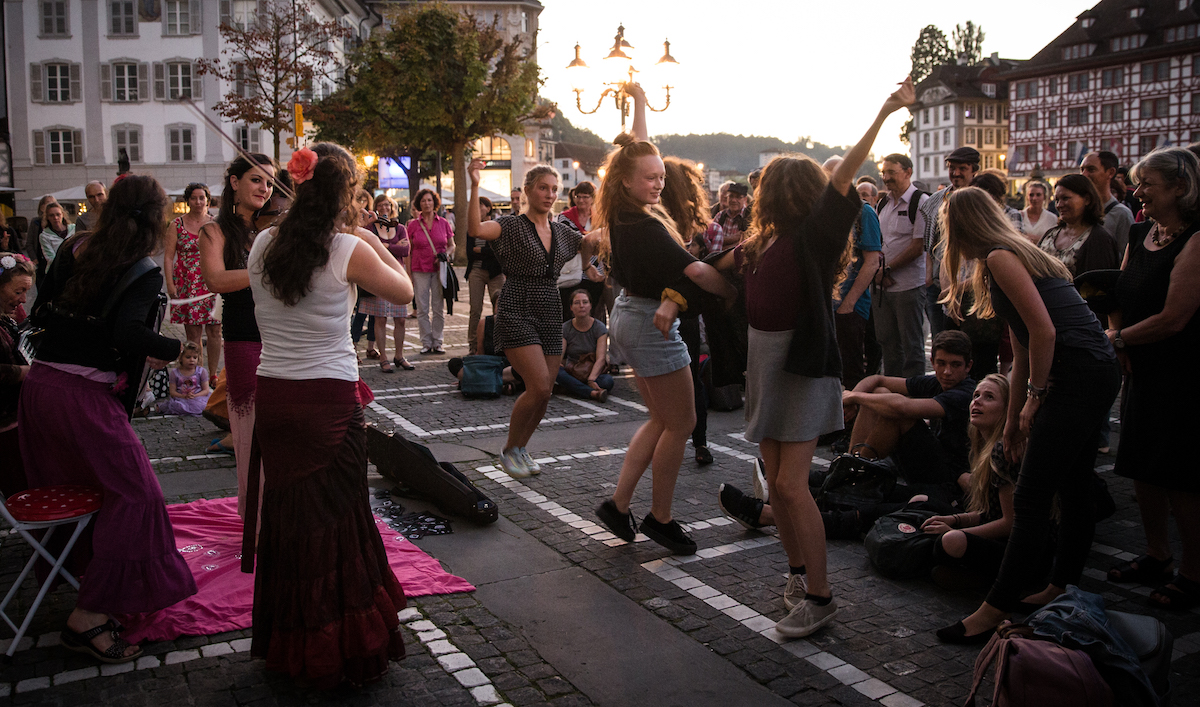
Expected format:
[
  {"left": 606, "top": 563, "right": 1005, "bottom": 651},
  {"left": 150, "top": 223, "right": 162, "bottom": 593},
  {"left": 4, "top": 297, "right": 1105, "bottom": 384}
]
[
  {"left": 165, "top": 183, "right": 222, "bottom": 377},
  {"left": 199, "top": 153, "right": 276, "bottom": 521}
]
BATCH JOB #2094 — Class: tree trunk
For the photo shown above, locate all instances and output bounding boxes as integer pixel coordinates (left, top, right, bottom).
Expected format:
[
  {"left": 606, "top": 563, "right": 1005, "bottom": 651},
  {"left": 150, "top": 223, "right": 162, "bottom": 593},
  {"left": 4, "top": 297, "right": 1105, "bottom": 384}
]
[
  {"left": 273, "top": 127, "right": 281, "bottom": 162},
  {"left": 452, "top": 142, "right": 468, "bottom": 262}
]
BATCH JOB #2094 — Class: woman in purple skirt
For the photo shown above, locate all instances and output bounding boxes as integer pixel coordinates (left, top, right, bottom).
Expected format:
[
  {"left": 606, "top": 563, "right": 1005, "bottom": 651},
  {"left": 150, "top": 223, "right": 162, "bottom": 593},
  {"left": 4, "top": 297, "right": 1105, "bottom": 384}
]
[{"left": 19, "top": 175, "right": 197, "bottom": 664}]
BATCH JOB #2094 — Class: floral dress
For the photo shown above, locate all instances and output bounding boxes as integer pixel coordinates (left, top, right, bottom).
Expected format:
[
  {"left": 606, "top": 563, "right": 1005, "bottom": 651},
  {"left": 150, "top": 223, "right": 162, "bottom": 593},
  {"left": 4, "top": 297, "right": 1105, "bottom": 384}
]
[{"left": 170, "top": 217, "right": 219, "bottom": 325}]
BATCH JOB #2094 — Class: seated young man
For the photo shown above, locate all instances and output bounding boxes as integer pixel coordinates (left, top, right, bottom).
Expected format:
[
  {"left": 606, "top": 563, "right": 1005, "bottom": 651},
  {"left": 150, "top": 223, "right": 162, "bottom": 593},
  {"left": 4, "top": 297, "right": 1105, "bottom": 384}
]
[
  {"left": 718, "top": 331, "right": 976, "bottom": 535},
  {"left": 840, "top": 329, "right": 977, "bottom": 499}
]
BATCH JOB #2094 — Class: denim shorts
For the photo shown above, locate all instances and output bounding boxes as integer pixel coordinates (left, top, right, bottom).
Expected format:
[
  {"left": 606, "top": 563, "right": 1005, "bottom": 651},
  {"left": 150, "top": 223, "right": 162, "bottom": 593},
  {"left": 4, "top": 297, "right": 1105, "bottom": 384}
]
[{"left": 608, "top": 292, "right": 690, "bottom": 378}]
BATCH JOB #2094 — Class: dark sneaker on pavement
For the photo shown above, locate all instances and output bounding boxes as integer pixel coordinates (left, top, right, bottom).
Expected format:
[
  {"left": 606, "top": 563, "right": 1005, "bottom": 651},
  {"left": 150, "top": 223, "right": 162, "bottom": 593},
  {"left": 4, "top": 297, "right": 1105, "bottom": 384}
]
[
  {"left": 595, "top": 499, "right": 637, "bottom": 542},
  {"left": 639, "top": 514, "right": 697, "bottom": 555},
  {"left": 718, "top": 483, "right": 765, "bottom": 530}
]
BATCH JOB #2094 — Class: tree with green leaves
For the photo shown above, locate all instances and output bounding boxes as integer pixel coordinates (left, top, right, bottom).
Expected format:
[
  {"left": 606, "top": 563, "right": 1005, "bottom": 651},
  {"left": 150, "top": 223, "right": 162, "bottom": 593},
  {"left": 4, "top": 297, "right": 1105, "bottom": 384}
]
[
  {"left": 910, "top": 25, "right": 954, "bottom": 86},
  {"left": 952, "top": 21, "right": 986, "bottom": 66},
  {"left": 196, "top": 0, "right": 348, "bottom": 161},
  {"left": 903, "top": 25, "right": 954, "bottom": 145},
  {"left": 311, "top": 2, "right": 545, "bottom": 246}
]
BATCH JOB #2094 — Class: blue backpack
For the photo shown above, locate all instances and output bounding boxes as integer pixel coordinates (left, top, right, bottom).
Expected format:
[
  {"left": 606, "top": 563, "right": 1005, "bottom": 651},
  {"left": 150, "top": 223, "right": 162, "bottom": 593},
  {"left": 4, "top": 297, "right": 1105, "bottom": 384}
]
[{"left": 459, "top": 355, "right": 505, "bottom": 399}]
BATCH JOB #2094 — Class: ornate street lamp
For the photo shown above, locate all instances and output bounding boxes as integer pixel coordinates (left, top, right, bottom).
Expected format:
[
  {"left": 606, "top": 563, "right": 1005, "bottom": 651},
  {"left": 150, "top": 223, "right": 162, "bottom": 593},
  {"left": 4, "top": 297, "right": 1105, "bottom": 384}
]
[{"left": 566, "top": 24, "right": 679, "bottom": 131}]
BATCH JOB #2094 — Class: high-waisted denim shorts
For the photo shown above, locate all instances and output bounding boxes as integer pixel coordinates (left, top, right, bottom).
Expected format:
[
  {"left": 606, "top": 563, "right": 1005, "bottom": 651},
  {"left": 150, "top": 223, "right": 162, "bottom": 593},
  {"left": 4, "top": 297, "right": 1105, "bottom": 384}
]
[{"left": 608, "top": 292, "right": 691, "bottom": 378}]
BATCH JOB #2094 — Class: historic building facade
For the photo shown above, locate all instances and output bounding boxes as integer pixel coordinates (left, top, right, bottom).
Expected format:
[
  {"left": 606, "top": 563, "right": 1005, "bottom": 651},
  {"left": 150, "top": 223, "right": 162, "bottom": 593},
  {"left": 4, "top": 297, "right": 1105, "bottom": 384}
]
[
  {"left": 910, "top": 55, "right": 1020, "bottom": 187},
  {"left": 5, "top": 0, "right": 373, "bottom": 214},
  {"left": 1005, "top": 0, "right": 1200, "bottom": 183}
]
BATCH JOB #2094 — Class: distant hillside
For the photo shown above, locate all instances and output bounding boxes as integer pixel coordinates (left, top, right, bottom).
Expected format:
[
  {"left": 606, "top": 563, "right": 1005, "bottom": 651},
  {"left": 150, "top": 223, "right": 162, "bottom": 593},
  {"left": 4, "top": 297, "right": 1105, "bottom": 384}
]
[
  {"left": 652, "top": 134, "right": 881, "bottom": 181},
  {"left": 549, "top": 112, "right": 610, "bottom": 149},
  {"left": 546, "top": 115, "right": 880, "bottom": 182}
]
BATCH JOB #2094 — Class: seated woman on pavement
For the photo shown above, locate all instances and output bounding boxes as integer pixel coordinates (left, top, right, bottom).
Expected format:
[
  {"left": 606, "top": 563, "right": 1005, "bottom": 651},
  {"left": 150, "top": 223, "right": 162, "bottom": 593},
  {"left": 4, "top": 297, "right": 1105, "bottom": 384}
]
[
  {"left": 839, "top": 330, "right": 977, "bottom": 503},
  {"left": 555, "top": 288, "right": 614, "bottom": 402},
  {"left": 921, "top": 373, "right": 1025, "bottom": 587}
]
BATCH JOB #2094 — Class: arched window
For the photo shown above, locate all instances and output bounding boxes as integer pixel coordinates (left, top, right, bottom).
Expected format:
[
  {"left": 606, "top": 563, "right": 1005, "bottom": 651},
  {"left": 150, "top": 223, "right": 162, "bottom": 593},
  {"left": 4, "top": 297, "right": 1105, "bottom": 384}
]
[{"left": 474, "top": 136, "right": 512, "bottom": 162}]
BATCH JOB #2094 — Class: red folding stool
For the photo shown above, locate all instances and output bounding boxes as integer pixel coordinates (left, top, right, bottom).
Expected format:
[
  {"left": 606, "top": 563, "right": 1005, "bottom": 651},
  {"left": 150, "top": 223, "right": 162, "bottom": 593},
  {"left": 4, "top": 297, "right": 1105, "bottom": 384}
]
[{"left": 0, "top": 486, "right": 103, "bottom": 657}]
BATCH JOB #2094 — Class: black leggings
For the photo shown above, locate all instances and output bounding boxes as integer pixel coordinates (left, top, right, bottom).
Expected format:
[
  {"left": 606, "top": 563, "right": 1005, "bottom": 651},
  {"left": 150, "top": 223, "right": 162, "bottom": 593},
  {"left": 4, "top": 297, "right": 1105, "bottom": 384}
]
[
  {"left": 934, "top": 532, "right": 1007, "bottom": 580},
  {"left": 985, "top": 353, "right": 1120, "bottom": 611}
]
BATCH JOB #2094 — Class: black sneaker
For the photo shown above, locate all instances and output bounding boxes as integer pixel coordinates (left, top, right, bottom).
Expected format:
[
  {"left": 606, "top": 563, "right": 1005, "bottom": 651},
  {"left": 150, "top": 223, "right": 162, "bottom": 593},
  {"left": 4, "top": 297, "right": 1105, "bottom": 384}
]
[
  {"left": 718, "top": 483, "right": 765, "bottom": 530},
  {"left": 595, "top": 499, "right": 637, "bottom": 542},
  {"left": 639, "top": 513, "right": 697, "bottom": 555}
]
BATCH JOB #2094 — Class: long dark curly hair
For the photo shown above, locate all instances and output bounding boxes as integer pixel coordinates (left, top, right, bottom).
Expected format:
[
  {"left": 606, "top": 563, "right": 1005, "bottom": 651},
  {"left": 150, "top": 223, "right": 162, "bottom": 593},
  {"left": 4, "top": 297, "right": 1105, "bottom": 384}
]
[
  {"left": 259, "top": 143, "right": 359, "bottom": 306},
  {"left": 216, "top": 153, "right": 275, "bottom": 270},
  {"left": 59, "top": 175, "right": 168, "bottom": 311}
]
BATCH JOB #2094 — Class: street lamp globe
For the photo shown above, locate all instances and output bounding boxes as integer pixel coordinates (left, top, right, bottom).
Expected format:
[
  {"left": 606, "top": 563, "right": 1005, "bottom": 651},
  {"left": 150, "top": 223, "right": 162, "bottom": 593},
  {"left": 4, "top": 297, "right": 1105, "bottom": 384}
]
[{"left": 566, "top": 43, "right": 592, "bottom": 92}]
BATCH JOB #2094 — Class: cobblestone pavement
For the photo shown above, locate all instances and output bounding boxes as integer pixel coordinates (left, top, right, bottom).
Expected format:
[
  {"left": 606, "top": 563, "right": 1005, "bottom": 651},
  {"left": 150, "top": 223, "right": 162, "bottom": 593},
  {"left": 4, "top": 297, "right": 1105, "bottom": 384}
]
[{"left": 2, "top": 299, "right": 1199, "bottom": 707}]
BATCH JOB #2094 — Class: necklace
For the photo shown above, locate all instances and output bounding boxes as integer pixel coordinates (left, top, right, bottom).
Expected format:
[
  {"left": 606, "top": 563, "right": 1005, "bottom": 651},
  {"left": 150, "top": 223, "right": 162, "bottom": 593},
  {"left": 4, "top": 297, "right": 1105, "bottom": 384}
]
[{"left": 1151, "top": 222, "right": 1183, "bottom": 247}]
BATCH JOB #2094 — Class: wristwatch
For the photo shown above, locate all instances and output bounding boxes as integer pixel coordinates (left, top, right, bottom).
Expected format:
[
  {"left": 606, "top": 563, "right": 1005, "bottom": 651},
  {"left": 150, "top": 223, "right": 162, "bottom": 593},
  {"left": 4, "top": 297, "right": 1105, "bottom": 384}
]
[{"left": 1113, "top": 329, "right": 1126, "bottom": 349}]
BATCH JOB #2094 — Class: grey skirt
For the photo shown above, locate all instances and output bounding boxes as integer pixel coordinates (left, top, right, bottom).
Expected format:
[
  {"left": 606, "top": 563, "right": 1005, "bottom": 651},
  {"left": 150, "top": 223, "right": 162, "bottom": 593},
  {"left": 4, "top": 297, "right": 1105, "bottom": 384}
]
[{"left": 744, "top": 327, "right": 844, "bottom": 443}]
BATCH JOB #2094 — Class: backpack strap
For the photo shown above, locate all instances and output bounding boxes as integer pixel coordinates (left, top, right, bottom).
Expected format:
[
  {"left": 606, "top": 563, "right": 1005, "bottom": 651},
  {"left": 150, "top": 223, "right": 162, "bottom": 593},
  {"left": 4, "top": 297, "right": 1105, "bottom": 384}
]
[
  {"left": 907, "top": 191, "right": 929, "bottom": 225},
  {"left": 1103, "top": 200, "right": 1117, "bottom": 215},
  {"left": 100, "top": 257, "right": 159, "bottom": 319},
  {"left": 965, "top": 632, "right": 1004, "bottom": 707}
]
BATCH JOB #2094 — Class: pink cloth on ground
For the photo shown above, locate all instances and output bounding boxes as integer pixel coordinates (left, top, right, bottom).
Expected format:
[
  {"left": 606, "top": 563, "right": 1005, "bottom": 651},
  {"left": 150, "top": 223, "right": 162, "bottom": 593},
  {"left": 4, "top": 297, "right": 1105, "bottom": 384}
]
[{"left": 119, "top": 496, "right": 474, "bottom": 643}]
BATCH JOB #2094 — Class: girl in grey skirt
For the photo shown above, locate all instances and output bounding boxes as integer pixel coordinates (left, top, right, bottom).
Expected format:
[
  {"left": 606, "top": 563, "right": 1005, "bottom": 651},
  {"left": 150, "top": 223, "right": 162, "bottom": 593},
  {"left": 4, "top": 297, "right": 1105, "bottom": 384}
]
[{"left": 711, "top": 78, "right": 917, "bottom": 638}]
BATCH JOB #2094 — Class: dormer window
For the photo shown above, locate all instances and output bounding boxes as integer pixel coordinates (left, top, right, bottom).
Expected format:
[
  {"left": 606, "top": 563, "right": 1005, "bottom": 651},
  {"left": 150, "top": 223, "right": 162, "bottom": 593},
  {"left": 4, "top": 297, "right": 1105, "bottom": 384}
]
[
  {"left": 1181, "top": 0, "right": 1192, "bottom": 10},
  {"left": 1082, "top": 17, "right": 1096, "bottom": 28},
  {"left": 1109, "top": 34, "right": 1147, "bottom": 52},
  {"left": 1130, "top": 7, "right": 1144, "bottom": 18},
  {"left": 982, "top": 83, "right": 996, "bottom": 97}
]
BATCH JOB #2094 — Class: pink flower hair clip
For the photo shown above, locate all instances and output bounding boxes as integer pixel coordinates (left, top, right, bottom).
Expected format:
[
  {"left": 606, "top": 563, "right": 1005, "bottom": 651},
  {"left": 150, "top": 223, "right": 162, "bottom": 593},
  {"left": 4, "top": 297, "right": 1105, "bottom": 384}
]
[{"left": 287, "top": 147, "right": 318, "bottom": 184}]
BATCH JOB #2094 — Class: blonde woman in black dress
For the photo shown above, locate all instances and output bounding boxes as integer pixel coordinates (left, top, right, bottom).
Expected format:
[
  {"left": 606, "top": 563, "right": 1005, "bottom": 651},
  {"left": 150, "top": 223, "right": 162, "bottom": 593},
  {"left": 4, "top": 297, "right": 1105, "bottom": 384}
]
[{"left": 466, "top": 161, "right": 598, "bottom": 478}]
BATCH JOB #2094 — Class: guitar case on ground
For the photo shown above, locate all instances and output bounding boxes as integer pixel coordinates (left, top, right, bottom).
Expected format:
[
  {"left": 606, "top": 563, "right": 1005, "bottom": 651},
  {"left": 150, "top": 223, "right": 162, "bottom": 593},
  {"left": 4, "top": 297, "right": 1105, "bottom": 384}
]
[{"left": 366, "top": 425, "right": 498, "bottom": 526}]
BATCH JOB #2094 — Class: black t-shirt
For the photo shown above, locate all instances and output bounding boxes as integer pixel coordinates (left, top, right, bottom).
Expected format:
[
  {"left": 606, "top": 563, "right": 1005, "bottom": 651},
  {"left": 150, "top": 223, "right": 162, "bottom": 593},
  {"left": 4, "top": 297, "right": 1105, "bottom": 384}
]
[
  {"left": 608, "top": 212, "right": 696, "bottom": 299},
  {"left": 905, "top": 374, "right": 977, "bottom": 473}
]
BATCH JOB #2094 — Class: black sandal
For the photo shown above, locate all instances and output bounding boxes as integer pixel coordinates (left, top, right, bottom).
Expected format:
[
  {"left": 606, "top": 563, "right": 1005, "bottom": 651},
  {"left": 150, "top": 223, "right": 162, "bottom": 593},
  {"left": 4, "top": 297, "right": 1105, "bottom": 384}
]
[
  {"left": 61, "top": 620, "right": 143, "bottom": 664},
  {"left": 1107, "top": 554, "right": 1174, "bottom": 585},
  {"left": 1149, "top": 573, "right": 1200, "bottom": 611}
]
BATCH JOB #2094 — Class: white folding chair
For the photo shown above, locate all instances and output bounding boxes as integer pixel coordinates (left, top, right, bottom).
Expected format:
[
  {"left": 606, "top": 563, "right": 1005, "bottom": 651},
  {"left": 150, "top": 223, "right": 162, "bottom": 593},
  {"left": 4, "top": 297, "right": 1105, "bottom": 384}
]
[{"left": 0, "top": 485, "right": 103, "bottom": 657}]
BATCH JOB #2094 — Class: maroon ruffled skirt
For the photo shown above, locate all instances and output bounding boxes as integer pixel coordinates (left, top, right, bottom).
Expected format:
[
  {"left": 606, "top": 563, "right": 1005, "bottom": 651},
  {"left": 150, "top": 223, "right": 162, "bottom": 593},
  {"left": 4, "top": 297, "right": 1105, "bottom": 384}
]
[{"left": 248, "top": 376, "right": 406, "bottom": 688}]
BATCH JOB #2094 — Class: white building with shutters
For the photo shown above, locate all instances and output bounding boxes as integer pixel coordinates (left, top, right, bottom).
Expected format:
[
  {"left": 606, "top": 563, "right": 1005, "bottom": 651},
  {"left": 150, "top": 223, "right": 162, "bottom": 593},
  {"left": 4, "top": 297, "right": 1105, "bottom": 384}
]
[{"left": 5, "top": 0, "right": 374, "bottom": 215}]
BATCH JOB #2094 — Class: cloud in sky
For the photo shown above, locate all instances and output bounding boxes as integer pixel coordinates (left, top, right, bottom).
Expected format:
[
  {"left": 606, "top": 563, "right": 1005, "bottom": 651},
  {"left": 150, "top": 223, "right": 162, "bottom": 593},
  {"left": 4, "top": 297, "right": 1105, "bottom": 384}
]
[{"left": 536, "top": 0, "right": 1086, "bottom": 155}]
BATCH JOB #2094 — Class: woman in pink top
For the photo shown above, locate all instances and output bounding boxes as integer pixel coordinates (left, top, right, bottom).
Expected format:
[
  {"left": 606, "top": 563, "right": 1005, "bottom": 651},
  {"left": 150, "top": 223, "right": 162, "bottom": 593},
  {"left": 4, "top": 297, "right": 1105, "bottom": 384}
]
[{"left": 406, "top": 188, "right": 454, "bottom": 354}]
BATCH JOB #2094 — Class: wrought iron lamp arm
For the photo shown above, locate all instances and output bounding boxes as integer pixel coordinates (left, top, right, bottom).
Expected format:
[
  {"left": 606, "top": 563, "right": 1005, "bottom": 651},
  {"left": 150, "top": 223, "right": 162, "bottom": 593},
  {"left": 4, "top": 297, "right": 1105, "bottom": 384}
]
[
  {"left": 574, "top": 88, "right": 616, "bottom": 115},
  {"left": 646, "top": 86, "right": 672, "bottom": 113}
]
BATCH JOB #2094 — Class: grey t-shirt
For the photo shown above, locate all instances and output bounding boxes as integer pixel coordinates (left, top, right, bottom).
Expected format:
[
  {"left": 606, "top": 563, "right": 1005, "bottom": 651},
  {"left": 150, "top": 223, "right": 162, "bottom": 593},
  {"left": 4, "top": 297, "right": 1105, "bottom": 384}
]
[
  {"left": 562, "top": 318, "right": 608, "bottom": 362},
  {"left": 1103, "top": 196, "right": 1134, "bottom": 257}
]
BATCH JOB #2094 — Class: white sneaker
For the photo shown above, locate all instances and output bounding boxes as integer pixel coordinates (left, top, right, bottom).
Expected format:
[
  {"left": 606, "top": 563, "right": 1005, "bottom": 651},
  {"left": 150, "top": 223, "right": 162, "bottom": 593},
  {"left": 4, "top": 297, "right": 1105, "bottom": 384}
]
[
  {"left": 783, "top": 573, "right": 807, "bottom": 611},
  {"left": 499, "top": 448, "right": 531, "bottom": 479},
  {"left": 753, "top": 458, "right": 769, "bottom": 503},
  {"left": 776, "top": 596, "right": 838, "bottom": 639},
  {"left": 519, "top": 448, "right": 541, "bottom": 475}
]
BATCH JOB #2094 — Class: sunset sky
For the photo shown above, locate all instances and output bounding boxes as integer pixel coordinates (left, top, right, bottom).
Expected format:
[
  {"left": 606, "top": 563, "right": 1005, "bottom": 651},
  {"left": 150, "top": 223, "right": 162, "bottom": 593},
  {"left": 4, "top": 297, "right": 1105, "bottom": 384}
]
[{"left": 536, "top": 0, "right": 1088, "bottom": 154}]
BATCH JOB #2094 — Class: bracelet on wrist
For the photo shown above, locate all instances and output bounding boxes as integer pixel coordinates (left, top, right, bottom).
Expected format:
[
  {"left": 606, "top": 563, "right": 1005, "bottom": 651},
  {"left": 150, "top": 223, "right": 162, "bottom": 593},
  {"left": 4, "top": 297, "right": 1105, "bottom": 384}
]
[{"left": 1027, "top": 381, "right": 1049, "bottom": 400}]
